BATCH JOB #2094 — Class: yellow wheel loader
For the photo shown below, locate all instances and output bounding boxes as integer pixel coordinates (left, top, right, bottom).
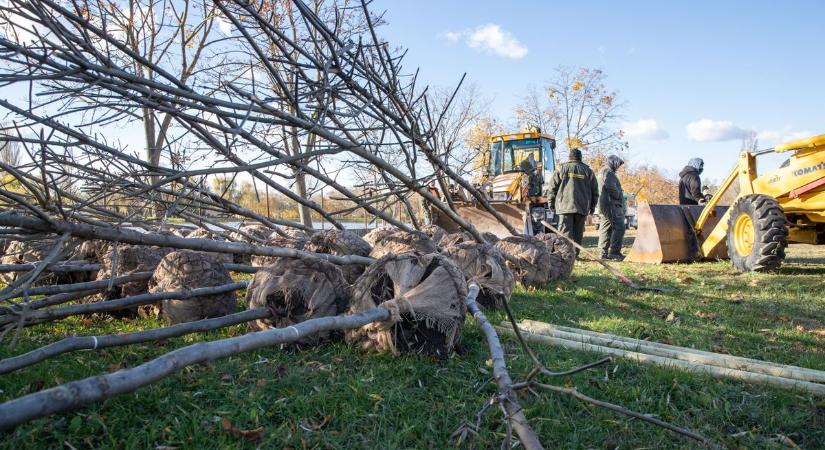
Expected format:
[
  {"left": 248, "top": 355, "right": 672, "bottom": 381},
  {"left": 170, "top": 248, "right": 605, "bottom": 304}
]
[
  {"left": 627, "top": 133, "right": 825, "bottom": 272},
  {"left": 435, "top": 130, "right": 557, "bottom": 237}
]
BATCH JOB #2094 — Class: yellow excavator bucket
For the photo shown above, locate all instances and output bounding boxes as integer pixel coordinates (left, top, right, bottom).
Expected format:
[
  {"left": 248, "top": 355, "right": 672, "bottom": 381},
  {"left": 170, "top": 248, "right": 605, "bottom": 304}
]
[{"left": 626, "top": 203, "right": 730, "bottom": 263}]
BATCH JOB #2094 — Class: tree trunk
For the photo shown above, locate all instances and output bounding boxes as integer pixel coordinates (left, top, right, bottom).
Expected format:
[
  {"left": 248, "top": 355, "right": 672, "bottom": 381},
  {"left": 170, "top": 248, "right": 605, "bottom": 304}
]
[{"left": 294, "top": 170, "right": 314, "bottom": 228}]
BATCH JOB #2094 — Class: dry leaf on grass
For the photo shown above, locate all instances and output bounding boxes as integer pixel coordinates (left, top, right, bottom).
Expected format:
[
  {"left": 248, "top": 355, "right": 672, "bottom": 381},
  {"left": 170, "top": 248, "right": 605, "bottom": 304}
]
[
  {"left": 220, "top": 417, "right": 264, "bottom": 441},
  {"left": 298, "top": 415, "right": 332, "bottom": 432},
  {"left": 695, "top": 311, "right": 718, "bottom": 320},
  {"left": 106, "top": 362, "right": 126, "bottom": 372}
]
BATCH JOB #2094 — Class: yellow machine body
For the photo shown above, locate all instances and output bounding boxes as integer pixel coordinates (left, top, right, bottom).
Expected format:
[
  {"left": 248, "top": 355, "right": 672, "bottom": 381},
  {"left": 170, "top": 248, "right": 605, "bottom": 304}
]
[
  {"left": 436, "top": 131, "right": 557, "bottom": 237},
  {"left": 627, "top": 133, "right": 825, "bottom": 268}
]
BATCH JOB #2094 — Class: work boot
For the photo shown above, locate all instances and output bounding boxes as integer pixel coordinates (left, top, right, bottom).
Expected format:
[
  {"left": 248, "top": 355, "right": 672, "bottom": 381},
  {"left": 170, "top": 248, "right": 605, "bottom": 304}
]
[{"left": 606, "top": 253, "right": 625, "bottom": 261}]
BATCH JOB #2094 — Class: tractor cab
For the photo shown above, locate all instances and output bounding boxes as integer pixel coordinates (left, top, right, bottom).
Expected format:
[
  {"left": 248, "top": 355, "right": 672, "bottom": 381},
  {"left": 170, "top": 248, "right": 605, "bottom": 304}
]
[
  {"left": 436, "top": 130, "right": 557, "bottom": 238},
  {"left": 481, "top": 132, "right": 556, "bottom": 202}
]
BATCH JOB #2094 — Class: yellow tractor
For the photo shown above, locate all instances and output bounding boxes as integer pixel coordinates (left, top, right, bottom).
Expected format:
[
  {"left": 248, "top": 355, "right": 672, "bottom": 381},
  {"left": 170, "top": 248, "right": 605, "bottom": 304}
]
[
  {"left": 627, "top": 133, "right": 825, "bottom": 272},
  {"left": 435, "top": 130, "right": 556, "bottom": 237}
]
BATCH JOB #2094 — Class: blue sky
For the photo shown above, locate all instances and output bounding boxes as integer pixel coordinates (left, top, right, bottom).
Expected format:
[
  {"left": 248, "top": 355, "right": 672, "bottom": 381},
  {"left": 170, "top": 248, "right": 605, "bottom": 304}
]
[{"left": 373, "top": 0, "right": 825, "bottom": 182}]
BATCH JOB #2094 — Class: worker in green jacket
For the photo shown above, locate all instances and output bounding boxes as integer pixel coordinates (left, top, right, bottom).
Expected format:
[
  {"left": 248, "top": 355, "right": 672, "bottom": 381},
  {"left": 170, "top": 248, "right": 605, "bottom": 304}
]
[
  {"left": 547, "top": 148, "right": 599, "bottom": 249},
  {"left": 597, "top": 155, "right": 626, "bottom": 260}
]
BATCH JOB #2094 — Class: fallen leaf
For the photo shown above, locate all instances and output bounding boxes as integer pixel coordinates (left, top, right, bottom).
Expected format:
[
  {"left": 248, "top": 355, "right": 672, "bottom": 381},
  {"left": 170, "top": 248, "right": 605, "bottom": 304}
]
[
  {"left": 665, "top": 311, "right": 678, "bottom": 323},
  {"left": 220, "top": 373, "right": 233, "bottom": 383},
  {"left": 220, "top": 417, "right": 264, "bottom": 441},
  {"left": 695, "top": 311, "right": 718, "bottom": 320},
  {"left": 107, "top": 362, "right": 126, "bottom": 372},
  {"left": 677, "top": 276, "right": 695, "bottom": 284},
  {"left": 237, "top": 427, "right": 264, "bottom": 440},
  {"left": 617, "top": 302, "right": 629, "bottom": 310},
  {"left": 312, "top": 415, "right": 332, "bottom": 430}
]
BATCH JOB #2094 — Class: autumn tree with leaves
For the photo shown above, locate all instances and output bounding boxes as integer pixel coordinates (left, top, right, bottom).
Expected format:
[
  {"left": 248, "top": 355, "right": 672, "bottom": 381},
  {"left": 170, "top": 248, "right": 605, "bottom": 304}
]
[{"left": 515, "top": 67, "right": 627, "bottom": 162}]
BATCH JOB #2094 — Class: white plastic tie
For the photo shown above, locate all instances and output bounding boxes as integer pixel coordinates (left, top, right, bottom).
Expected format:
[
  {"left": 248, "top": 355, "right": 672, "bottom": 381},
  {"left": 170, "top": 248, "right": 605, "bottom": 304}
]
[
  {"left": 286, "top": 326, "right": 300, "bottom": 339},
  {"left": 91, "top": 336, "right": 99, "bottom": 350}
]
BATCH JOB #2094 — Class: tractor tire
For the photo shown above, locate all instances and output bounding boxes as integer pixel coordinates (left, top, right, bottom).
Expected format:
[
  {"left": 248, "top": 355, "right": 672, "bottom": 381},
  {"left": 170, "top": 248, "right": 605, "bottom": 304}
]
[{"left": 726, "top": 194, "right": 788, "bottom": 272}]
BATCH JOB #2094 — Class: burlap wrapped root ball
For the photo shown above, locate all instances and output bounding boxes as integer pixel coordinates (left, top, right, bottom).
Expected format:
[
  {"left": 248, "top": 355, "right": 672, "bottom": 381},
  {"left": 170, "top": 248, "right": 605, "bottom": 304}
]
[
  {"left": 245, "top": 258, "right": 350, "bottom": 346},
  {"left": 420, "top": 224, "right": 447, "bottom": 245},
  {"left": 147, "top": 250, "right": 238, "bottom": 324},
  {"left": 251, "top": 233, "right": 310, "bottom": 267},
  {"left": 229, "top": 224, "right": 274, "bottom": 264},
  {"left": 183, "top": 228, "right": 233, "bottom": 263},
  {"left": 362, "top": 227, "right": 397, "bottom": 247},
  {"left": 438, "top": 231, "right": 499, "bottom": 248},
  {"left": 535, "top": 232, "right": 576, "bottom": 279},
  {"left": 280, "top": 228, "right": 310, "bottom": 240},
  {"left": 346, "top": 253, "right": 467, "bottom": 358},
  {"left": 369, "top": 230, "right": 438, "bottom": 258},
  {"left": 305, "top": 229, "right": 372, "bottom": 284},
  {"left": 494, "top": 235, "right": 554, "bottom": 288},
  {"left": 0, "top": 239, "right": 56, "bottom": 284},
  {"left": 442, "top": 242, "right": 514, "bottom": 309},
  {"left": 96, "top": 244, "right": 172, "bottom": 308}
]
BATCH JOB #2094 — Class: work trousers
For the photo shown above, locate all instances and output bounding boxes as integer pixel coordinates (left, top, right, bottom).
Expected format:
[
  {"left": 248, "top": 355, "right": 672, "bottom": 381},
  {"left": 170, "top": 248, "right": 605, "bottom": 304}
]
[
  {"left": 557, "top": 213, "right": 586, "bottom": 248},
  {"left": 598, "top": 214, "right": 626, "bottom": 256}
]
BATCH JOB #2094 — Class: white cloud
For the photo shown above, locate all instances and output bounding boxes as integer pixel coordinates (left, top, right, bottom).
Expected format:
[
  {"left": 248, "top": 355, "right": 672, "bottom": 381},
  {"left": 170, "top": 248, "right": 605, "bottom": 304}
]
[
  {"left": 442, "top": 31, "right": 461, "bottom": 42},
  {"left": 440, "top": 24, "right": 527, "bottom": 59},
  {"left": 686, "top": 119, "right": 750, "bottom": 142},
  {"left": 622, "top": 119, "right": 669, "bottom": 141},
  {"left": 757, "top": 127, "right": 812, "bottom": 145}
]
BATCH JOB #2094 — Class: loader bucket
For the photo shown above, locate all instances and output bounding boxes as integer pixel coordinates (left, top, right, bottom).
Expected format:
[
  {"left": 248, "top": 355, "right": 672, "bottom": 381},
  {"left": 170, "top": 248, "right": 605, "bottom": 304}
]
[
  {"left": 626, "top": 203, "right": 729, "bottom": 263},
  {"left": 434, "top": 201, "right": 528, "bottom": 238}
]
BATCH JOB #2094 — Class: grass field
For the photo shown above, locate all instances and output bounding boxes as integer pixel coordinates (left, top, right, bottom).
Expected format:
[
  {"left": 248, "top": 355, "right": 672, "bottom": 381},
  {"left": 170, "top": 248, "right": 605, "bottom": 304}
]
[{"left": 3, "top": 229, "right": 825, "bottom": 449}]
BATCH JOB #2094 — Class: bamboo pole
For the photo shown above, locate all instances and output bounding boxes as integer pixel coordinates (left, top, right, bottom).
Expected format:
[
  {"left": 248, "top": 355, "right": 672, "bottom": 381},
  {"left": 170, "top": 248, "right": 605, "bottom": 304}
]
[
  {"left": 495, "top": 326, "right": 825, "bottom": 396},
  {"left": 518, "top": 320, "right": 825, "bottom": 384}
]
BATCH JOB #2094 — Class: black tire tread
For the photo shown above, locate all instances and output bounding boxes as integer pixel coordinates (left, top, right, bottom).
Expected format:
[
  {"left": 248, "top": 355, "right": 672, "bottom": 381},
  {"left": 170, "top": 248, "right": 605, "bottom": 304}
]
[{"left": 726, "top": 194, "right": 788, "bottom": 272}]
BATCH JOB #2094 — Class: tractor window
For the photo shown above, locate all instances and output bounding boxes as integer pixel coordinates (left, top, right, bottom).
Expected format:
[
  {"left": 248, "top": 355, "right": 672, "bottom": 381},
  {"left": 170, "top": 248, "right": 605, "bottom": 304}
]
[
  {"left": 503, "top": 138, "right": 539, "bottom": 172},
  {"left": 541, "top": 138, "right": 555, "bottom": 172},
  {"left": 503, "top": 145, "right": 515, "bottom": 172},
  {"left": 488, "top": 141, "right": 502, "bottom": 176}
]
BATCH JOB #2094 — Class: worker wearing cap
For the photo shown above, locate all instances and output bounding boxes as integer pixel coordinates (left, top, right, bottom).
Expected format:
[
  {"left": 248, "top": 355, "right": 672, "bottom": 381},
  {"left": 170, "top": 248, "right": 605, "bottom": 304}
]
[
  {"left": 597, "top": 155, "right": 626, "bottom": 260},
  {"left": 548, "top": 148, "right": 599, "bottom": 249},
  {"left": 679, "top": 158, "right": 705, "bottom": 205}
]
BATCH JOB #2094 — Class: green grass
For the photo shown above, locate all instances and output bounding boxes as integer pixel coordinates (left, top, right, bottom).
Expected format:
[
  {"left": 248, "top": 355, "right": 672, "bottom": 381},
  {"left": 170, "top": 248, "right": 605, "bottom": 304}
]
[{"left": 3, "top": 230, "right": 825, "bottom": 449}]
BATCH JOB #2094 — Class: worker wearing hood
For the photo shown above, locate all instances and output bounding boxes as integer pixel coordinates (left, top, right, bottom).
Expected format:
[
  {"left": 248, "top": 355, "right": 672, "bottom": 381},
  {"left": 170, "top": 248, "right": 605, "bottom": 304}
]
[
  {"left": 597, "top": 155, "right": 626, "bottom": 260},
  {"left": 679, "top": 158, "right": 705, "bottom": 205}
]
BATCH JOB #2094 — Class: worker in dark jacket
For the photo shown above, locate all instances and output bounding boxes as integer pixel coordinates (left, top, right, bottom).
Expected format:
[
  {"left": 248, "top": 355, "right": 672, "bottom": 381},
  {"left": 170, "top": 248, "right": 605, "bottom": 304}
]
[
  {"left": 597, "top": 155, "right": 625, "bottom": 260},
  {"left": 678, "top": 158, "right": 705, "bottom": 205},
  {"left": 548, "top": 148, "right": 599, "bottom": 248}
]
